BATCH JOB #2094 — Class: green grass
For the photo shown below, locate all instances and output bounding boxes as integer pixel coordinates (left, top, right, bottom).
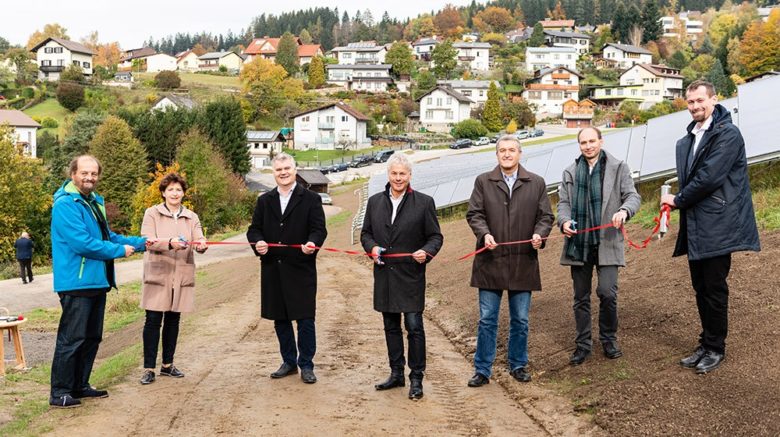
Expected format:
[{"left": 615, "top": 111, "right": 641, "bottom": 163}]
[
  {"left": 465, "top": 134, "right": 578, "bottom": 155},
  {"left": 284, "top": 145, "right": 386, "bottom": 164},
  {"left": 0, "top": 399, "right": 51, "bottom": 436},
  {"left": 135, "top": 72, "right": 241, "bottom": 89},
  {"left": 326, "top": 210, "right": 352, "bottom": 226},
  {"left": 90, "top": 344, "right": 143, "bottom": 387},
  {"left": 23, "top": 98, "right": 71, "bottom": 137}
]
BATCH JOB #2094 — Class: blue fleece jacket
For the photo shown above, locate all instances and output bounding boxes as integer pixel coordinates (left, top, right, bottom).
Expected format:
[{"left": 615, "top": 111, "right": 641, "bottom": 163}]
[{"left": 50, "top": 180, "right": 146, "bottom": 293}]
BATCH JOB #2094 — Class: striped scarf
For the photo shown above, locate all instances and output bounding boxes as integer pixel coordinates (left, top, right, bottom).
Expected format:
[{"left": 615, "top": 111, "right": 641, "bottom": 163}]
[{"left": 565, "top": 151, "right": 604, "bottom": 262}]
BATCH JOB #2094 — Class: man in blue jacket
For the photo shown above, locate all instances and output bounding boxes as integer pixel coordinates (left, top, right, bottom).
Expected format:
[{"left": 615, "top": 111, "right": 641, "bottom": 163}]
[
  {"left": 49, "top": 155, "right": 146, "bottom": 408},
  {"left": 14, "top": 232, "right": 34, "bottom": 284},
  {"left": 661, "top": 80, "right": 760, "bottom": 374}
]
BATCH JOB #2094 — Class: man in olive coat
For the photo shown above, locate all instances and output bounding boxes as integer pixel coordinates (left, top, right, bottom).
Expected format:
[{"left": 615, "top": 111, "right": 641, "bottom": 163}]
[
  {"left": 661, "top": 80, "right": 760, "bottom": 374},
  {"left": 247, "top": 153, "right": 327, "bottom": 384},
  {"left": 361, "top": 153, "right": 443, "bottom": 400},
  {"left": 466, "top": 135, "right": 554, "bottom": 388}
]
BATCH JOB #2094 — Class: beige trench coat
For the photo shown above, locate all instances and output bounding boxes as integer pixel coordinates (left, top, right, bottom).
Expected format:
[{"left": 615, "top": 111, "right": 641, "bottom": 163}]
[{"left": 141, "top": 204, "right": 205, "bottom": 313}]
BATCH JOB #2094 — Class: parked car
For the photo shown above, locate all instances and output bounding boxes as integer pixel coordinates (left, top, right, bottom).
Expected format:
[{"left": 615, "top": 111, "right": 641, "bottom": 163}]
[
  {"left": 348, "top": 155, "right": 373, "bottom": 167},
  {"left": 332, "top": 162, "right": 349, "bottom": 172},
  {"left": 449, "top": 138, "right": 474, "bottom": 149},
  {"left": 318, "top": 192, "right": 333, "bottom": 205},
  {"left": 514, "top": 130, "right": 529, "bottom": 139},
  {"left": 374, "top": 150, "right": 395, "bottom": 163},
  {"left": 475, "top": 137, "right": 490, "bottom": 146},
  {"left": 529, "top": 128, "right": 544, "bottom": 137}
]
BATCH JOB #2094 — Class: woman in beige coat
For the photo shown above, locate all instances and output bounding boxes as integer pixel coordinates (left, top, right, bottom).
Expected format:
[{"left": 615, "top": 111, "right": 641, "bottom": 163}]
[{"left": 139, "top": 173, "right": 207, "bottom": 385}]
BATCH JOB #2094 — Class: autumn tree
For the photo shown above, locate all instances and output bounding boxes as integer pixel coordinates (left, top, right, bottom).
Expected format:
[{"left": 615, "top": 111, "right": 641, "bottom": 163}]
[
  {"left": 434, "top": 4, "right": 465, "bottom": 37},
  {"left": 26, "top": 23, "right": 69, "bottom": 50},
  {"left": 191, "top": 43, "right": 208, "bottom": 56},
  {"left": 482, "top": 82, "right": 503, "bottom": 132},
  {"left": 473, "top": 6, "right": 516, "bottom": 34},
  {"left": 403, "top": 15, "right": 438, "bottom": 41},
  {"left": 129, "top": 162, "right": 193, "bottom": 234},
  {"left": 240, "top": 57, "right": 305, "bottom": 117},
  {"left": 385, "top": 41, "right": 415, "bottom": 78},
  {"left": 739, "top": 9, "right": 780, "bottom": 77},
  {"left": 307, "top": 55, "right": 325, "bottom": 87},
  {"left": 502, "top": 96, "right": 535, "bottom": 128},
  {"left": 94, "top": 42, "right": 122, "bottom": 68},
  {"left": 431, "top": 40, "right": 458, "bottom": 79},
  {"left": 548, "top": 1, "right": 567, "bottom": 20}
]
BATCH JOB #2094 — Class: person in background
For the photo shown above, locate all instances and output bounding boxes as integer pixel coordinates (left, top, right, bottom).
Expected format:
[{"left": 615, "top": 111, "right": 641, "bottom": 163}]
[{"left": 14, "top": 231, "right": 34, "bottom": 284}]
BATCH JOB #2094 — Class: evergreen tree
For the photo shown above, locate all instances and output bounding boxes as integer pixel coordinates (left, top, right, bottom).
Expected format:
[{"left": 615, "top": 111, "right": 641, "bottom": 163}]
[
  {"left": 385, "top": 41, "right": 415, "bottom": 78},
  {"left": 48, "top": 111, "right": 106, "bottom": 179},
  {"left": 414, "top": 70, "right": 438, "bottom": 100},
  {"left": 706, "top": 59, "right": 734, "bottom": 96},
  {"left": 198, "top": 98, "right": 250, "bottom": 175},
  {"left": 117, "top": 106, "right": 197, "bottom": 169},
  {"left": 641, "top": 0, "right": 662, "bottom": 43},
  {"left": 431, "top": 40, "right": 458, "bottom": 79},
  {"left": 277, "top": 31, "right": 300, "bottom": 76},
  {"left": 308, "top": 55, "right": 326, "bottom": 87},
  {"left": 529, "top": 23, "right": 545, "bottom": 47},
  {"left": 612, "top": 1, "right": 629, "bottom": 43},
  {"left": 299, "top": 28, "right": 313, "bottom": 44},
  {"left": 482, "top": 82, "right": 503, "bottom": 132}
]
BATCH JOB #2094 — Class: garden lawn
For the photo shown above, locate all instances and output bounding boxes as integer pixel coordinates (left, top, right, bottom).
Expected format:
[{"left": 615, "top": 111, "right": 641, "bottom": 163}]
[{"left": 23, "top": 98, "right": 71, "bottom": 137}]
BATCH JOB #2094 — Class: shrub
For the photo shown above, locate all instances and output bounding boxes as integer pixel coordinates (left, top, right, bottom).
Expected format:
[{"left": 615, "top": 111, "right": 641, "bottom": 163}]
[
  {"left": 56, "top": 82, "right": 85, "bottom": 111},
  {"left": 154, "top": 71, "right": 181, "bottom": 89},
  {"left": 452, "top": 119, "right": 488, "bottom": 139},
  {"left": 21, "top": 87, "right": 35, "bottom": 99},
  {"left": 40, "top": 116, "right": 58, "bottom": 129}
]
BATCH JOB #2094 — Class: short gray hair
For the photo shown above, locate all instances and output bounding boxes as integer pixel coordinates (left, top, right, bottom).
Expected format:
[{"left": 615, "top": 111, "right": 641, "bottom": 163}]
[
  {"left": 386, "top": 153, "right": 412, "bottom": 172},
  {"left": 496, "top": 135, "right": 521, "bottom": 151},
  {"left": 271, "top": 152, "right": 296, "bottom": 168}
]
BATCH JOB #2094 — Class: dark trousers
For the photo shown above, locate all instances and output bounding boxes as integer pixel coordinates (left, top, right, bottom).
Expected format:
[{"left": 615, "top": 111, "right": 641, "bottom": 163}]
[
  {"left": 571, "top": 263, "right": 619, "bottom": 350},
  {"left": 50, "top": 293, "right": 106, "bottom": 397},
  {"left": 689, "top": 254, "right": 731, "bottom": 354},
  {"left": 382, "top": 312, "right": 426, "bottom": 380},
  {"left": 274, "top": 318, "right": 316, "bottom": 370},
  {"left": 143, "top": 310, "right": 181, "bottom": 369},
  {"left": 18, "top": 259, "right": 33, "bottom": 282}
]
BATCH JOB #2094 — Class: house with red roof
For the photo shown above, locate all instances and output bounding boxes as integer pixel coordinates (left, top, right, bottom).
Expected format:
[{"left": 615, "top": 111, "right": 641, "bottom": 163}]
[{"left": 243, "top": 36, "right": 322, "bottom": 66}]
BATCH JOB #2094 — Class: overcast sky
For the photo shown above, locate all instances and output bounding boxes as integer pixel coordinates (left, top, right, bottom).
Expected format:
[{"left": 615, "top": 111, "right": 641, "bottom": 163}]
[{"left": 3, "top": 0, "right": 475, "bottom": 48}]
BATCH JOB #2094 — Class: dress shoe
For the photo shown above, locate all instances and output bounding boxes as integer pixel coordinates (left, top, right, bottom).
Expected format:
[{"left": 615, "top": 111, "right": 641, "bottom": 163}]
[
  {"left": 467, "top": 373, "right": 490, "bottom": 387},
  {"left": 680, "top": 346, "right": 707, "bottom": 368},
  {"left": 695, "top": 350, "right": 724, "bottom": 374},
  {"left": 510, "top": 367, "right": 531, "bottom": 382},
  {"left": 160, "top": 364, "right": 185, "bottom": 378},
  {"left": 375, "top": 374, "right": 405, "bottom": 390},
  {"left": 301, "top": 368, "right": 317, "bottom": 384},
  {"left": 270, "top": 362, "right": 298, "bottom": 379},
  {"left": 408, "top": 379, "right": 423, "bottom": 400},
  {"left": 569, "top": 347, "right": 591, "bottom": 365},
  {"left": 49, "top": 395, "right": 81, "bottom": 408},
  {"left": 73, "top": 386, "right": 109, "bottom": 399},
  {"left": 603, "top": 342, "right": 623, "bottom": 359},
  {"left": 140, "top": 370, "right": 156, "bottom": 385}
]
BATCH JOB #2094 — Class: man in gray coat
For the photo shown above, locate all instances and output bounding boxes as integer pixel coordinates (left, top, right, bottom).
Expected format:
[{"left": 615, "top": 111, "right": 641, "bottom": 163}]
[{"left": 558, "top": 127, "right": 641, "bottom": 365}]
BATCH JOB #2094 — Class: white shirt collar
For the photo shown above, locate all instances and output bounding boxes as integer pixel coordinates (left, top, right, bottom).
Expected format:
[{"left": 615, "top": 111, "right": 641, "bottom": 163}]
[{"left": 692, "top": 115, "right": 713, "bottom": 135}]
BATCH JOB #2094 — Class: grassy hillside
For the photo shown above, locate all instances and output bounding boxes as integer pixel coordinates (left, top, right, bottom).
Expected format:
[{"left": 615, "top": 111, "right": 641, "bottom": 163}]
[{"left": 23, "top": 98, "right": 71, "bottom": 137}]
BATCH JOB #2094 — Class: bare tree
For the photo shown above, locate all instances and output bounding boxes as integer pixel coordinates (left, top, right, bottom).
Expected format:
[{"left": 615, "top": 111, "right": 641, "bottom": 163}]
[{"left": 628, "top": 26, "right": 644, "bottom": 47}]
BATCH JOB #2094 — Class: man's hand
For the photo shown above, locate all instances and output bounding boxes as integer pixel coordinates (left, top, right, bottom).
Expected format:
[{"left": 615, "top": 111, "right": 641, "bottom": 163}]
[
  {"left": 562, "top": 221, "right": 577, "bottom": 237},
  {"left": 301, "top": 241, "right": 316, "bottom": 255},
  {"left": 412, "top": 249, "right": 428, "bottom": 264},
  {"left": 371, "top": 246, "right": 383, "bottom": 264},
  {"left": 255, "top": 240, "right": 269, "bottom": 255},
  {"left": 484, "top": 234, "right": 498, "bottom": 250},
  {"left": 170, "top": 238, "right": 187, "bottom": 251},
  {"left": 195, "top": 239, "right": 208, "bottom": 253},
  {"left": 145, "top": 238, "right": 159, "bottom": 247},
  {"left": 611, "top": 210, "right": 628, "bottom": 228},
  {"left": 123, "top": 245, "right": 135, "bottom": 257},
  {"left": 531, "top": 234, "right": 542, "bottom": 250},
  {"left": 660, "top": 194, "right": 677, "bottom": 208}
]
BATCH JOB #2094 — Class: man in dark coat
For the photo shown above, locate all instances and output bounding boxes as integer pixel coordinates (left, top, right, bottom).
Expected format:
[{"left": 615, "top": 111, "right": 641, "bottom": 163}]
[
  {"left": 247, "top": 153, "right": 327, "bottom": 384},
  {"left": 361, "top": 153, "right": 443, "bottom": 400},
  {"left": 14, "top": 232, "right": 34, "bottom": 284},
  {"left": 466, "top": 136, "right": 554, "bottom": 388},
  {"left": 661, "top": 80, "right": 760, "bottom": 374}
]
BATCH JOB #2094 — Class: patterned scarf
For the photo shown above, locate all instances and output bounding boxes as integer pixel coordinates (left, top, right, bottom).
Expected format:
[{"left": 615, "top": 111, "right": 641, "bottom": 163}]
[{"left": 566, "top": 151, "right": 604, "bottom": 262}]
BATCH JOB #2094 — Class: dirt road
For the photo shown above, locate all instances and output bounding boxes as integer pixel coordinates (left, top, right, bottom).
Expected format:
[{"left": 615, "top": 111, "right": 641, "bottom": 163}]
[{"left": 43, "top": 253, "right": 595, "bottom": 436}]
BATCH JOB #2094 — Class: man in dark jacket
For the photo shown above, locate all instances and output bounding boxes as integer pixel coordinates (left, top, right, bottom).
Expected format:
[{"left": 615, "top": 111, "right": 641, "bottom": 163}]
[
  {"left": 247, "top": 153, "right": 327, "bottom": 384},
  {"left": 661, "top": 80, "right": 760, "bottom": 374},
  {"left": 466, "top": 135, "right": 554, "bottom": 388},
  {"left": 14, "top": 232, "right": 34, "bottom": 284},
  {"left": 361, "top": 153, "right": 443, "bottom": 400}
]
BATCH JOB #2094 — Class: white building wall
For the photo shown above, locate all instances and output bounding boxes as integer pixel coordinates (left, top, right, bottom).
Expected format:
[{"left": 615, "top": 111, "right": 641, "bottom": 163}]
[
  {"left": 12, "top": 126, "right": 38, "bottom": 157},
  {"left": 36, "top": 40, "right": 93, "bottom": 80},
  {"left": 525, "top": 48, "right": 577, "bottom": 72},
  {"left": 146, "top": 54, "right": 177, "bottom": 72},
  {"left": 602, "top": 46, "right": 653, "bottom": 69}
]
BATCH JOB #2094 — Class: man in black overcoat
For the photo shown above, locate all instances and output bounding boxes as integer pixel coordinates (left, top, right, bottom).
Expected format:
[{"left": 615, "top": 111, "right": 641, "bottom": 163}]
[
  {"left": 247, "top": 153, "right": 327, "bottom": 384},
  {"left": 361, "top": 153, "right": 443, "bottom": 400}
]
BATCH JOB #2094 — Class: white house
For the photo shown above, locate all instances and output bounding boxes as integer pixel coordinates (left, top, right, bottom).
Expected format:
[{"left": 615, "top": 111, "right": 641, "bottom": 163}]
[
  {"left": 152, "top": 95, "right": 197, "bottom": 112},
  {"left": 543, "top": 30, "right": 591, "bottom": 55},
  {"left": 417, "top": 85, "right": 473, "bottom": 133},
  {"left": 0, "top": 110, "right": 41, "bottom": 157},
  {"left": 198, "top": 51, "right": 243, "bottom": 73},
  {"left": 30, "top": 37, "right": 94, "bottom": 81},
  {"left": 619, "top": 63, "right": 684, "bottom": 108},
  {"left": 326, "top": 64, "right": 393, "bottom": 92},
  {"left": 521, "top": 66, "right": 583, "bottom": 117},
  {"left": 247, "top": 130, "right": 285, "bottom": 168},
  {"left": 243, "top": 36, "right": 321, "bottom": 66},
  {"left": 452, "top": 42, "right": 491, "bottom": 71},
  {"left": 601, "top": 43, "right": 653, "bottom": 69},
  {"left": 524, "top": 47, "right": 578, "bottom": 73},
  {"left": 412, "top": 36, "right": 441, "bottom": 61},
  {"left": 176, "top": 50, "right": 200, "bottom": 72},
  {"left": 330, "top": 41, "right": 387, "bottom": 65},
  {"left": 437, "top": 80, "right": 499, "bottom": 108},
  {"left": 145, "top": 53, "right": 177, "bottom": 73},
  {"left": 118, "top": 47, "right": 156, "bottom": 71},
  {"left": 293, "top": 102, "right": 372, "bottom": 150}
]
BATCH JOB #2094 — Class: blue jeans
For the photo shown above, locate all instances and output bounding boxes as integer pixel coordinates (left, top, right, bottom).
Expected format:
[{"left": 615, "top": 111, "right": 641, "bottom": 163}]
[
  {"left": 474, "top": 289, "right": 531, "bottom": 377},
  {"left": 274, "top": 318, "right": 316, "bottom": 370}
]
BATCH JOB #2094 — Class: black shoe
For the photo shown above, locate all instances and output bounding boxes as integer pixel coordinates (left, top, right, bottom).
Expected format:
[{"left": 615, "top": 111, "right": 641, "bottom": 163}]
[
  {"left": 73, "top": 386, "right": 109, "bottom": 399},
  {"left": 408, "top": 379, "right": 423, "bottom": 400},
  {"left": 375, "top": 374, "right": 405, "bottom": 390},
  {"left": 569, "top": 347, "right": 591, "bottom": 365},
  {"left": 603, "top": 342, "right": 623, "bottom": 359},
  {"left": 270, "top": 362, "right": 298, "bottom": 379},
  {"left": 467, "top": 373, "right": 490, "bottom": 387},
  {"left": 140, "top": 370, "right": 156, "bottom": 385},
  {"left": 22, "top": 281, "right": 27, "bottom": 284},
  {"left": 680, "top": 346, "right": 707, "bottom": 368},
  {"left": 160, "top": 365, "right": 185, "bottom": 378},
  {"left": 695, "top": 350, "right": 724, "bottom": 374},
  {"left": 510, "top": 367, "right": 531, "bottom": 382},
  {"left": 49, "top": 395, "right": 81, "bottom": 409},
  {"left": 301, "top": 368, "right": 317, "bottom": 384}
]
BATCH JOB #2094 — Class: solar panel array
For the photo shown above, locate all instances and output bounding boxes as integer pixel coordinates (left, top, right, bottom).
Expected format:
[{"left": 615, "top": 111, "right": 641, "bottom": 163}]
[{"left": 368, "top": 75, "right": 780, "bottom": 209}]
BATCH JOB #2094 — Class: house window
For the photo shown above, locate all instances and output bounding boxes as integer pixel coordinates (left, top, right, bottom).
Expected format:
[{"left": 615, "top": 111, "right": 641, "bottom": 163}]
[
  {"left": 302, "top": 116, "right": 310, "bottom": 122},
  {"left": 375, "top": 72, "right": 381, "bottom": 77},
  {"left": 73, "top": 60, "right": 80, "bottom": 66},
  {"left": 446, "top": 97, "right": 452, "bottom": 104},
  {"left": 548, "top": 91, "right": 563, "bottom": 100},
  {"left": 617, "top": 88, "right": 624, "bottom": 96},
  {"left": 426, "top": 97, "right": 432, "bottom": 105},
  {"left": 527, "top": 91, "right": 542, "bottom": 99},
  {"left": 57, "top": 59, "right": 64, "bottom": 66},
  {"left": 567, "top": 54, "right": 572, "bottom": 60},
  {"left": 479, "top": 90, "right": 484, "bottom": 97},
  {"left": 42, "top": 60, "right": 51, "bottom": 66},
  {"left": 425, "top": 110, "right": 433, "bottom": 119},
  {"left": 341, "top": 115, "right": 348, "bottom": 122},
  {"left": 326, "top": 116, "right": 335, "bottom": 123},
  {"left": 436, "top": 98, "right": 442, "bottom": 106},
  {"left": 605, "top": 89, "right": 612, "bottom": 96},
  {"left": 263, "top": 144, "right": 268, "bottom": 149},
  {"left": 631, "top": 89, "right": 637, "bottom": 96},
  {"left": 342, "top": 52, "right": 352, "bottom": 59},
  {"left": 554, "top": 54, "right": 560, "bottom": 60},
  {"left": 462, "top": 90, "right": 472, "bottom": 96},
  {"left": 446, "top": 110, "right": 453, "bottom": 119},
  {"left": 83, "top": 62, "right": 90, "bottom": 68}
]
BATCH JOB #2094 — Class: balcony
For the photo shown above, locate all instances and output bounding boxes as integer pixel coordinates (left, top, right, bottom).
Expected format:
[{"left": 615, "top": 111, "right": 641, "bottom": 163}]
[
  {"left": 355, "top": 57, "right": 378, "bottom": 64},
  {"left": 316, "top": 136, "right": 335, "bottom": 144},
  {"left": 458, "top": 55, "right": 475, "bottom": 61},
  {"left": 318, "top": 123, "right": 335, "bottom": 130},
  {"left": 39, "top": 65, "right": 65, "bottom": 73}
]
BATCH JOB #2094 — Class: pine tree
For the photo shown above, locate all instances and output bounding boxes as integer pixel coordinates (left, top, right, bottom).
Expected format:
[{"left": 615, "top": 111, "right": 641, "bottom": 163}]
[
  {"left": 299, "top": 28, "right": 313, "bottom": 44},
  {"left": 641, "top": 0, "right": 662, "bottom": 43},
  {"left": 482, "top": 82, "right": 503, "bottom": 132},
  {"left": 198, "top": 98, "right": 249, "bottom": 175},
  {"left": 49, "top": 111, "right": 106, "bottom": 179},
  {"left": 529, "top": 23, "right": 545, "bottom": 47},
  {"left": 612, "top": 1, "right": 629, "bottom": 43},
  {"left": 308, "top": 55, "right": 326, "bottom": 87},
  {"left": 277, "top": 31, "right": 300, "bottom": 76},
  {"left": 706, "top": 59, "right": 734, "bottom": 96}
]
